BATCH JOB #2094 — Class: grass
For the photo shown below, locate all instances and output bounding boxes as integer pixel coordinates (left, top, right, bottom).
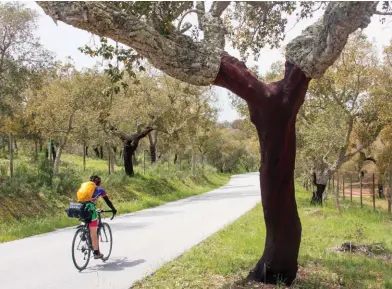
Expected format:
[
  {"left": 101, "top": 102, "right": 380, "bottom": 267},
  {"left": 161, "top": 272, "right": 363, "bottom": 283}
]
[
  {"left": 132, "top": 186, "right": 392, "bottom": 289},
  {"left": 0, "top": 154, "right": 230, "bottom": 243}
]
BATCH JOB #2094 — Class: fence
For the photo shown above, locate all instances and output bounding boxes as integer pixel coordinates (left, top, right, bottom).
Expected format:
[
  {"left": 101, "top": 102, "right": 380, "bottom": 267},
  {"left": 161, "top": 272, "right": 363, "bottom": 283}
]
[{"left": 311, "top": 171, "right": 392, "bottom": 215}]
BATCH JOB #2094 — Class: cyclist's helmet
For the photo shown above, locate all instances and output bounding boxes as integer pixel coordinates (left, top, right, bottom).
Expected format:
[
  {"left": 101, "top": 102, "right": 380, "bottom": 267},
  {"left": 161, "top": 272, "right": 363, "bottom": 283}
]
[{"left": 90, "top": 175, "right": 101, "bottom": 186}]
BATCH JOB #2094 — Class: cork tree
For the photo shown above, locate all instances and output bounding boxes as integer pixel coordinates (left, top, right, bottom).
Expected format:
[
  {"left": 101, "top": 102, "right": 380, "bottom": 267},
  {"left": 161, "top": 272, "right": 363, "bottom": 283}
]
[{"left": 36, "top": 1, "right": 388, "bottom": 285}]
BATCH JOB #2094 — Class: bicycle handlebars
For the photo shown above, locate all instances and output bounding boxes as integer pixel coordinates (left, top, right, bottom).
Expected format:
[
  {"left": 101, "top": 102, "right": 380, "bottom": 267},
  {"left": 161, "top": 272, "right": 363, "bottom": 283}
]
[{"left": 97, "top": 209, "right": 116, "bottom": 220}]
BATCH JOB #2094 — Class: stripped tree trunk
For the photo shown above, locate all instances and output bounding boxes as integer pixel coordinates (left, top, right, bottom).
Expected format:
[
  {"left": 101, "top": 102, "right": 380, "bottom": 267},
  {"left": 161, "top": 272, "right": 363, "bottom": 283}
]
[
  {"left": 148, "top": 130, "right": 158, "bottom": 164},
  {"left": 215, "top": 58, "right": 309, "bottom": 284},
  {"left": 53, "top": 145, "right": 63, "bottom": 176}
]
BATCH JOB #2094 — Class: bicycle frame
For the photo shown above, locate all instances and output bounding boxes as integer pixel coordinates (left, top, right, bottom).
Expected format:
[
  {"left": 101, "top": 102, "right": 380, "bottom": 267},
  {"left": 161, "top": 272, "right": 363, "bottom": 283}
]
[{"left": 76, "top": 209, "right": 113, "bottom": 252}]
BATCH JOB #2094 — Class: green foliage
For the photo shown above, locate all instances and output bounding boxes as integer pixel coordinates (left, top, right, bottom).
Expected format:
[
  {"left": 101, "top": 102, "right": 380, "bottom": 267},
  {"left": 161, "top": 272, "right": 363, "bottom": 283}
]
[
  {"left": 203, "top": 126, "right": 259, "bottom": 173},
  {"left": 37, "top": 153, "right": 53, "bottom": 187}
]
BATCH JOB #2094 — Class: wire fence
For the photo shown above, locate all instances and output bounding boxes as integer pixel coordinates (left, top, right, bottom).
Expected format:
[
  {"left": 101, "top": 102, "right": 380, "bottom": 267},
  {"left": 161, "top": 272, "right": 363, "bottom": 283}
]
[{"left": 309, "top": 171, "right": 392, "bottom": 215}]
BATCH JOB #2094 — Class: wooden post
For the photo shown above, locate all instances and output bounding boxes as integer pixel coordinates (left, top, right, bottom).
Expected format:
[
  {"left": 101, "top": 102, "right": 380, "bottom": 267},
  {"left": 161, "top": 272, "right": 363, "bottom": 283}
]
[
  {"left": 168, "top": 151, "right": 170, "bottom": 173},
  {"left": 179, "top": 153, "right": 182, "bottom": 170},
  {"left": 350, "top": 174, "right": 353, "bottom": 202},
  {"left": 360, "top": 175, "right": 363, "bottom": 208},
  {"left": 343, "top": 174, "right": 345, "bottom": 200},
  {"left": 373, "top": 173, "right": 376, "bottom": 211}
]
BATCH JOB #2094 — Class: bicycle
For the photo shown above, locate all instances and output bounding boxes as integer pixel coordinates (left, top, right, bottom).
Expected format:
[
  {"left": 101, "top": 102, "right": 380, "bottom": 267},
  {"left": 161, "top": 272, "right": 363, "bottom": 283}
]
[{"left": 71, "top": 209, "right": 114, "bottom": 271}]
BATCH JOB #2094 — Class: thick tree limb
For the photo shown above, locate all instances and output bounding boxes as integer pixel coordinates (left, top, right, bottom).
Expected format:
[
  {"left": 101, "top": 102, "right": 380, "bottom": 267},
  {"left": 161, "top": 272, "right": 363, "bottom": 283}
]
[
  {"left": 374, "top": 10, "right": 392, "bottom": 15},
  {"left": 210, "top": 1, "right": 231, "bottom": 17},
  {"left": 36, "top": 1, "right": 221, "bottom": 86},
  {"left": 110, "top": 125, "right": 154, "bottom": 143},
  {"left": 286, "top": 2, "right": 375, "bottom": 79},
  {"left": 343, "top": 143, "right": 370, "bottom": 162}
]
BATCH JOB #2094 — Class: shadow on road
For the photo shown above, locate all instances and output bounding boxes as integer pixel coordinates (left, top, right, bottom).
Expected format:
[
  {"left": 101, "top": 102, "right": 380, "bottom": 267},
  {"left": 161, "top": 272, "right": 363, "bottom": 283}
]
[{"left": 84, "top": 257, "right": 146, "bottom": 272}]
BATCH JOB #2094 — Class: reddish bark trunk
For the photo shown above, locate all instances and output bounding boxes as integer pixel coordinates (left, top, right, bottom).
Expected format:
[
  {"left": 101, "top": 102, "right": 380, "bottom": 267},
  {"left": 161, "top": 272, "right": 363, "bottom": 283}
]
[{"left": 214, "top": 53, "right": 310, "bottom": 285}]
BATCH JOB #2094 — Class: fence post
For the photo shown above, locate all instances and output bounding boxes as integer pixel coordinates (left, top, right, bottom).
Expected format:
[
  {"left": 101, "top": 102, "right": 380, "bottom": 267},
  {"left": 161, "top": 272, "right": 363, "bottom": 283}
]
[
  {"left": 343, "top": 173, "right": 345, "bottom": 200},
  {"left": 350, "top": 174, "right": 353, "bottom": 202},
  {"left": 360, "top": 175, "right": 363, "bottom": 208},
  {"left": 373, "top": 173, "right": 376, "bottom": 211}
]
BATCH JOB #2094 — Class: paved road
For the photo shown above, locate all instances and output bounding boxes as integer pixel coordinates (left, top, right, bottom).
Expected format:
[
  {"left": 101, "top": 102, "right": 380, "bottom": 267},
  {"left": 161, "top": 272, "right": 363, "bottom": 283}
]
[{"left": 0, "top": 172, "right": 260, "bottom": 289}]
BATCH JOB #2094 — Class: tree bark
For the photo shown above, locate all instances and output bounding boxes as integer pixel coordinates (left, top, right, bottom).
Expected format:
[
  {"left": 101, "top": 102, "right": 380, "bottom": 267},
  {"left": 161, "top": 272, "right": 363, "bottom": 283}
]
[
  {"left": 148, "top": 130, "right": 158, "bottom": 164},
  {"left": 215, "top": 56, "right": 309, "bottom": 285},
  {"left": 13, "top": 138, "right": 18, "bottom": 152},
  {"left": 174, "top": 153, "right": 178, "bottom": 164},
  {"left": 110, "top": 125, "right": 155, "bottom": 176},
  {"left": 100, "top": 146, "right": 104, "bottom": 159},
  {"left": 311, "top": 167, "right": 331, "bottom": 205},
  {"left": 51, "top": 140, "right": 56, "bottom": 163},
  {"left": 53, "top": 145, "right": 63, "bottom": 176},
  {"left": 93, "top": 147, "right": 100, "bottom": 158},
  {"left": 123, "top": 141, "right": 136, "bottom": 176},
  {"left": 311, "top": 184, "right": 327, "bottom": 205}
]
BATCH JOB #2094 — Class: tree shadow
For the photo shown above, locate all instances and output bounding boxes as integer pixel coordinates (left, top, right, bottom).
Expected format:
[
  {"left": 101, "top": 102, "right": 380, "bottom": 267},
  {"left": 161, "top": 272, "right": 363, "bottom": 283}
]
[{"left": 83, "top": 257, "right": 146, "bottom": 273}]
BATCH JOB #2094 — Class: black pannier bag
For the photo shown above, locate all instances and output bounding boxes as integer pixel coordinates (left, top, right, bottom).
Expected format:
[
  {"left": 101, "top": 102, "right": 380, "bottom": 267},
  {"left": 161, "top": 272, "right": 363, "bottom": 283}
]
[{"left": 65, "top": 202, "right": 92, "bottom": 221}]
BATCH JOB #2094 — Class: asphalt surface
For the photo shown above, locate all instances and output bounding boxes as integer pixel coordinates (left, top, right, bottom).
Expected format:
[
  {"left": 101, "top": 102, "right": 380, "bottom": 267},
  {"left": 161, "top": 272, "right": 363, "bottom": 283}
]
[{"left": 0, "top": 172, "right": 260, "bottom": 289}]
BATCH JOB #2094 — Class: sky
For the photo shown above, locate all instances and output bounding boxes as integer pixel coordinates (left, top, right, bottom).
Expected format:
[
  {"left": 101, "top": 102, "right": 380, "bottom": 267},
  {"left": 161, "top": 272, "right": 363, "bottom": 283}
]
[{"left": 24, "top": 1, "right": 392, "bottom": 122}]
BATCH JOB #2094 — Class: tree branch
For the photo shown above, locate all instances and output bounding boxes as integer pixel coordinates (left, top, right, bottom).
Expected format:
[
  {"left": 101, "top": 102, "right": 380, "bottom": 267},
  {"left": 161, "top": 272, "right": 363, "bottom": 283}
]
[
  {"left": 177, "top": 9, "right": 204, "bottom": 30},
  {"left": 36, "top": 2, "right": 221, "bottom": 86},
  {"left": 374, "top": 10, "right": 392, "bottom": 15},
  {"left": 322, "top": 145, "right": 333, "bottom": 167},
  {"left": 210, "top": 1, "right": 231, "bottom": 17},
  {"left": 343, "top": 143, "right": 370, "bottom": 162},
  {"left": 286, "top": 2, "right": 375, "bottom": 79}
]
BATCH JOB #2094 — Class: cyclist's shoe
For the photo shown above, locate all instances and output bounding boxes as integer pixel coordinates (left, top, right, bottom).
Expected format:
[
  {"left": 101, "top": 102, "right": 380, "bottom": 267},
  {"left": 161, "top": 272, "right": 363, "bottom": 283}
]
[{"left": 93, "top": 251, "right": 104, "bottom": 259}]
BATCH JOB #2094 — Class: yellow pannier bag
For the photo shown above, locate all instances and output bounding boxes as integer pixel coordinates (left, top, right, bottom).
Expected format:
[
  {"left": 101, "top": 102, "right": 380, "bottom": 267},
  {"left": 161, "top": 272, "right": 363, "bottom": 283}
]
[{"left": 76, "top": 181, "right": 97, "bottom": 202}]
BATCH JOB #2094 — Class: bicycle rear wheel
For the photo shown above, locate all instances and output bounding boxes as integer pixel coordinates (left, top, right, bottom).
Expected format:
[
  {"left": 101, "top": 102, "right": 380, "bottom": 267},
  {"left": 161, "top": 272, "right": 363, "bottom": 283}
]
[
  {"left": 98, "top": 222, "right": 113, "bottom": 261},
  {"left": 72, "top": 227, "right": 91, "bottom": 271}
]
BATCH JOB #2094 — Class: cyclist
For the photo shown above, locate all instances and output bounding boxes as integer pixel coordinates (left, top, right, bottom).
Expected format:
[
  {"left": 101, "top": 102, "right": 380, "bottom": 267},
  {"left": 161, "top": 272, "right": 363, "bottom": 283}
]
[{"left": 85, "top": 175, "right": 117, "bottom": 259}]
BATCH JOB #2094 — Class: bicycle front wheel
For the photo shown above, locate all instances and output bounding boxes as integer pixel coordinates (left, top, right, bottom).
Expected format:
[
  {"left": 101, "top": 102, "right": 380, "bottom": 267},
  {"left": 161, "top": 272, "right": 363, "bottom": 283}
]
[
  {"left": 98, "top": 222, "right": 113, "bottom": 261},
  {"left": 72, "top": 227, "right": 91, "bottom": 271}
]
